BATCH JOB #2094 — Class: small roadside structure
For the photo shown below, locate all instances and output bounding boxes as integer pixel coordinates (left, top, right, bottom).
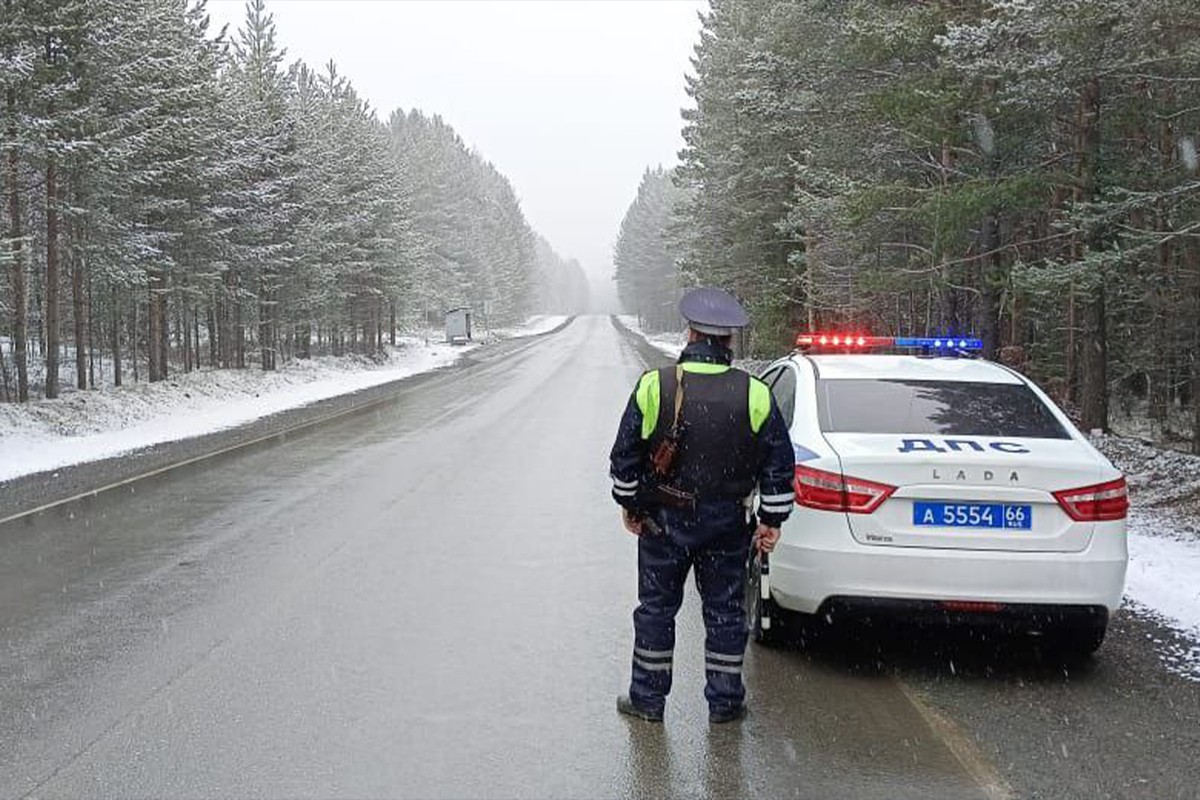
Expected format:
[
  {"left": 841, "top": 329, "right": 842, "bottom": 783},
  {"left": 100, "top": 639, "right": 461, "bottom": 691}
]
[{"left": 445, "top": 307, "right": 473, "bottom": 344}]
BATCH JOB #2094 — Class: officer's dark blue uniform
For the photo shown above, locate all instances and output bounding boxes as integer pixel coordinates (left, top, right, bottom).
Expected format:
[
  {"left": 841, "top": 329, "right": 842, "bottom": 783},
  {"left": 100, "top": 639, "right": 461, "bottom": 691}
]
[{"left": 609, "top": 288, "right": 794, "bottom": 723}]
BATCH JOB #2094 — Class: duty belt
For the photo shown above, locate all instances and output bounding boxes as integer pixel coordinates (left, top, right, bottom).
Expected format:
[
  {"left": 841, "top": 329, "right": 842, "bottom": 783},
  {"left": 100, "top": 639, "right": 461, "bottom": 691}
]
[{"left": 649, "top": 483, "right": 696, "bottom": 512}]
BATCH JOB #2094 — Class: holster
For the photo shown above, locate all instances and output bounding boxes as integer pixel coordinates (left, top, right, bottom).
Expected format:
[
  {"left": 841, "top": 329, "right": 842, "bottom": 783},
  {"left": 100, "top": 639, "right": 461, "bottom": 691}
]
[
  {"left": 648, "top": 436, "right": 679, "bottom": 477},
  {"left": 642, "top": 365, "right": 695, "bottom": 514}
]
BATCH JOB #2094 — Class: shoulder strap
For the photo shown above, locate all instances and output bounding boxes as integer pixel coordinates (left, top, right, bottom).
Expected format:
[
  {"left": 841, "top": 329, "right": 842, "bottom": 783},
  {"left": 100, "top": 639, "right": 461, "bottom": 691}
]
[
  {"left": 670, "top": 365, "right": 685, "bottom": 435},
  {"left": 748, "top": 375, "right": 772, "bottom": 434}
]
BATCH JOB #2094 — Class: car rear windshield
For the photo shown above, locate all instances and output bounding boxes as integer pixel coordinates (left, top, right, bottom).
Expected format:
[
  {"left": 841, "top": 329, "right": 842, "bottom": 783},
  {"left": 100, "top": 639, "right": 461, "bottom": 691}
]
[{"left": 816, "top": 379, "right": 1072, "bottom": 439}]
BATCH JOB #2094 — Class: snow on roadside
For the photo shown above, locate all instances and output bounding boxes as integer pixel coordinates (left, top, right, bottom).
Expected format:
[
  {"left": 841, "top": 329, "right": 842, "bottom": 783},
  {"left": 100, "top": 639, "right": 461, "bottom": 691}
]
[
  {"left": 616, "top": 315, "right": 686, "bottom": 358},
  {"left": 0, "top": 336, "right": 473, "bottom": 484},
  {"left": 1094, "top": 433, "right": 1200, "bottom": 512},
  {"left": 485, "top": 314, "right": 569, "bottom": 341},
  {"left": 1091, "top": 434, "right": 1200, "bottom": 678},
  {"left": 0, "top": 315, "right": 573, "bottom": 485},
  {"left": 1124, "top": 525, "right": 1200, "bottom": 679}
]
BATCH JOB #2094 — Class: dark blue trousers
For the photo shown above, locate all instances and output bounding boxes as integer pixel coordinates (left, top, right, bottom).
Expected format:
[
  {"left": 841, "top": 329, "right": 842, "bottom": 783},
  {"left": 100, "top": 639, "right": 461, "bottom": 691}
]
[{"left": 629, "top": 504, "right": 752, "bottom": 715}]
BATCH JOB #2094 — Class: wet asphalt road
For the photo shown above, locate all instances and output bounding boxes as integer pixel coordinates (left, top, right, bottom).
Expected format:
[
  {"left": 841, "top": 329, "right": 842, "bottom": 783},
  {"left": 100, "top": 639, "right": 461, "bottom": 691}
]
[{"left": 1, "top": 315, "right": 1198, "bottom": 799}]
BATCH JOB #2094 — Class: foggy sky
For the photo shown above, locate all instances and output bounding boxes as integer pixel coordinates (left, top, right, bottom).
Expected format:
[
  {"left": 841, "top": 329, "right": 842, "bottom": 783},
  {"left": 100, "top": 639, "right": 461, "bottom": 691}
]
[{"left": 206, "top": 0, "right": 706, "bottom": 308}]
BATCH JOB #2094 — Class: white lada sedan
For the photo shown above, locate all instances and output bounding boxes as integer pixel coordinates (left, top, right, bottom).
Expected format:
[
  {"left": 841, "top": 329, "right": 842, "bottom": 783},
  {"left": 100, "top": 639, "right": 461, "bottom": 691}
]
[{"left": 749, "top": 336, "right": 1128, "bottom": 656}]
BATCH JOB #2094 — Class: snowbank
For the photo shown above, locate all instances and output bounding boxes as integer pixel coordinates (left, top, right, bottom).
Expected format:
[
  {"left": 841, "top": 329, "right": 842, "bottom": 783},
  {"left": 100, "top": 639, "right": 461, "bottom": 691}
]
[
  {"left": 1092, "top": 434, "right": 1200, "bottom": 677},
  {"left": 0, "top": 316, "right": 572, "bottom": 486},
  {"left": 487, "top": 314, "right": 569, "bottom": 340},
  {"left": 616, "top": 315, "right": 686, "bottom": 358},
  {"left": 0, "top": 336, "right": 473, "bottom": 484},
  {"left": 1126, "top": 528, "right": 1200, "bottom": 638},
  {"left": 1125, "top": 528, "right": 1200, "bottom": 680}
]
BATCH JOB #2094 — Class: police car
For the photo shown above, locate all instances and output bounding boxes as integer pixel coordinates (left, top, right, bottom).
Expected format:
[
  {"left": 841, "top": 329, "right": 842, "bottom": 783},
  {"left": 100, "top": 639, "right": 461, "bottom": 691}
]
[{"left": 749, "top": 334, "right": 1128, "bottom": 656}]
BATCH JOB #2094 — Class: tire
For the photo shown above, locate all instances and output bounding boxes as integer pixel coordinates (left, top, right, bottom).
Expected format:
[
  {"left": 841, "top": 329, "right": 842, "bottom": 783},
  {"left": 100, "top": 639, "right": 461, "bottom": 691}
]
[
  {"left": 1042, "top": 620, "right": 1107, "bottom": 660},
  {"left": 745, "top": 552, "right": 783, "bottom": 646}
]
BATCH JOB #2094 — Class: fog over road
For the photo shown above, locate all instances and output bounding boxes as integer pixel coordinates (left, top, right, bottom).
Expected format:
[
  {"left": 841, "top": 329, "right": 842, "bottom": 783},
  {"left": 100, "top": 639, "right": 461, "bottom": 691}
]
[{"left": 1, "top": 316, "right": 1197, "bottom": 799}]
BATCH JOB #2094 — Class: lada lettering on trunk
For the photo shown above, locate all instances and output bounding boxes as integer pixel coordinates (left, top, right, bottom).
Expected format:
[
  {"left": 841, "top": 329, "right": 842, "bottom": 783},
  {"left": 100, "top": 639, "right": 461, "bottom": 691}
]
[{"left": 931, "top": 468, "right": 1021, "bottom": 483}]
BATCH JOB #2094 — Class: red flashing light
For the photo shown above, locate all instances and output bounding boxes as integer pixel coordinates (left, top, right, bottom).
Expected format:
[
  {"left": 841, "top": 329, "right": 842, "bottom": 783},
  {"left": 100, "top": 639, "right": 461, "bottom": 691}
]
[
  {"left": 794, "top": 465, "right": 896, "bottom": 514},
  {"left": 796, "top": 333, "right": 894, "bottom": 349},
  {"left": 1053, "top": 477, "right": 1129, "bottom": 522}
]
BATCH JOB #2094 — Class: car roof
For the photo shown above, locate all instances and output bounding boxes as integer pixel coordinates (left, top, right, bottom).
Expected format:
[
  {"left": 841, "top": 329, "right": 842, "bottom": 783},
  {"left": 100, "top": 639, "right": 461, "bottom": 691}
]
[{"left": 792, "top": 354, "right": 1024, "bottom": 385}]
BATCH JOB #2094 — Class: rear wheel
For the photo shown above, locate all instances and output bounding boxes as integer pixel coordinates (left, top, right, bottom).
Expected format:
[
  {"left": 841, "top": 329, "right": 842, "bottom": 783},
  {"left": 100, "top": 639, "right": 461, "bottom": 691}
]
[
  {"left": 1039, "top": 619, "right": 1108, "bottom": 661},
  {"left": 1060, "top": 621, "right": 1107, "bottom": 656}
]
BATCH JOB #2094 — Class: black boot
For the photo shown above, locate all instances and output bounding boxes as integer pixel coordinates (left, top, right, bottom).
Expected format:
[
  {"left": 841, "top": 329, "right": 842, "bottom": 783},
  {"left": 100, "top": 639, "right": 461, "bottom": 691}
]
[
  {"left": 709, "top": 704, "right": 747, "bottom": 724},
  {"left": 617, "top": 694, "right": 663, "bottom": 722}
]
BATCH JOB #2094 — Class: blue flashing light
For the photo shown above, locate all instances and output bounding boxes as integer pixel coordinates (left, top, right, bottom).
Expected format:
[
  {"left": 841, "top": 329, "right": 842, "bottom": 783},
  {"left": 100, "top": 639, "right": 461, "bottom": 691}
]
[
  {"left": 795, "top": 331, "right": 984, "bottom": 355},
  {"left": 894, "top": 336, "right": 983, "bottom": 351}
]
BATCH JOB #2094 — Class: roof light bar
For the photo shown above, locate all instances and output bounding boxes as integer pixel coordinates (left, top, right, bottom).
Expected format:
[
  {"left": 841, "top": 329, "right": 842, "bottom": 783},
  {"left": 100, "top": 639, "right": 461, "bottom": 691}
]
[
  {"left": 795, "top": 334, "right": 892, "bottom": 349},
  {"left": 895, "top": 336, "right": 983, "bottom": 351},
  {"left": 794, "top": 333, "right": 984, "bottom": 352}
]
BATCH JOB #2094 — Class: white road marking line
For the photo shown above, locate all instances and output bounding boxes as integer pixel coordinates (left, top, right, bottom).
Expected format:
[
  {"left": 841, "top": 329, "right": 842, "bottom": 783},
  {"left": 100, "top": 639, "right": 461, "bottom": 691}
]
[{"left": 896, "top": 679, "right": 1015, "bottom": 800}]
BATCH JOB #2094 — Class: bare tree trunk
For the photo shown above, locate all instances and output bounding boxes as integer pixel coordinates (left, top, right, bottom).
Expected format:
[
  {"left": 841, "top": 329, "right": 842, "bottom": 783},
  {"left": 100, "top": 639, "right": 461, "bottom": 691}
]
[
  {"left": 206, "top": 304, "right": 218, "bottom": 367},
  {"left": 71, "top": 221, "right": 87, "bottom": 390},
  {"left": 1148, "top": 298, "right": 1170, "bottom": 423},
  {"left": 147, "top": 271, "right": 161, "bottom": 381},
  {"left": 110, "top": 286, "right": 122, "bottom": 387},
  {"left": 219, "top": 279, "right": 233, "bottom": 369},
  {"left": 157, "top": 280, "right": 169, "bottom": 380},
  {"left": 235, "top": 299, "right": 245, "bottom": 369},
  {"left": 5, "top": 86, "right": 28, "bottom": 402},
  {"left": 87, "top": 271, "right": 95, "bottom": 388},
  {"left": 45, "top": 157, "right": 60, "bottom": 399},
  {"left": 179, "top": 302, "right": 191, "bottom": 373},
  {"left": 980, "top": 213, "right": 1002, "bottom": 360},
  {"left": 0, "top": 338, "right": 10, "bottom": 401},
  {"left": 131, "top": 297, "right": 139, "bottom": 383},
  {"left": 1188, "top": 242, "right": 1200, "bottom": 455},
  {"left": 1066, "top": 286, "right": 1077, "bottom": 404},
  {"left": 1080, "top": 283, "right": 1108, "bottom": 432},
  {"left": 1075, "top": 77, "right": 1108, "bottom": 432},
  {"left": 1009, "top": 287, "right": 1023, "bottom": 349},
  {"left": 259, "top": 276, "right": 271, "bottom": 370}
]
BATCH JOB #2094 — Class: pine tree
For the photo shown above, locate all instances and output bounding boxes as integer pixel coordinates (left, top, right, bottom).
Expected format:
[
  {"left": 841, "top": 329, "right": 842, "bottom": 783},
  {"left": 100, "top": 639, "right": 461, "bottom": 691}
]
[
  {"left": 614, "top": 166, "right": 683, "bottom": 331},
  {"left": 0, "top": 0, "right": 35, "bottom": 401},
  {"left": 670, "top": 0, "right": 1200, "bottom": 441}
]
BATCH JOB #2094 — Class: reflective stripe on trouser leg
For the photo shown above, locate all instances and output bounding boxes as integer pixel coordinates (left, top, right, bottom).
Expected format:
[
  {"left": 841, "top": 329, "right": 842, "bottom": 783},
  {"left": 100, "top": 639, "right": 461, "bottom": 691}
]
[
  {"left": 693, "top": 533, "right": 752, "bottom": 712},
  {"left": 630, "top": 529, "right": 689, "bottom": 713},
  {"left": 705, "top": 650, "right": 744, "bottom": 674}
]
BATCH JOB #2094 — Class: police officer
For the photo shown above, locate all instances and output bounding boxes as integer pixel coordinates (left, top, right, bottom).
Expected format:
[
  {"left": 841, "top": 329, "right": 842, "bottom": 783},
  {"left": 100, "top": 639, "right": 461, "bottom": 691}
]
[{"left": 609, "top": 288, "right": 795, "bottom": 724}]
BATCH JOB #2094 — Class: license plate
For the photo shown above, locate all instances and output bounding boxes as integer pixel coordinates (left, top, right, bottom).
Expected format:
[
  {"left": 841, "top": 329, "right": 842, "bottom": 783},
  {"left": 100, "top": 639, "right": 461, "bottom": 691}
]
[{"left": 912, "top": 502, "right": 1032, "bottom": 530}]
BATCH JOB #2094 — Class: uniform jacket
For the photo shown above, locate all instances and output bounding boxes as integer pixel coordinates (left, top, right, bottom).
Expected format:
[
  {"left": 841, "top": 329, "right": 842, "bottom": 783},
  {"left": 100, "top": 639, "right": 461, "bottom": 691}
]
[{"left": 609, "top": 340, "right": 795, "bottom": 528}]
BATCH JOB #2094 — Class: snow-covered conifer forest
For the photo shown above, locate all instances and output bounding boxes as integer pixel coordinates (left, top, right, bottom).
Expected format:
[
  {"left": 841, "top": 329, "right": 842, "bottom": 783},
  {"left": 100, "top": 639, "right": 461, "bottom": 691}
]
[
  {"left": 614, "top": 0, "right": 1200, "bottom": 451},
  {"left": 0, "top": 0, "right": 588, "bottom": 403}
]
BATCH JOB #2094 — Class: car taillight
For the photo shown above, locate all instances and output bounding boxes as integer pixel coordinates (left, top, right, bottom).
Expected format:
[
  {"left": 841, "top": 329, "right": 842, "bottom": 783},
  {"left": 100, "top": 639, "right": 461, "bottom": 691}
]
[
  {"left": 794, "top": 465, "right": 895, "bottom": 514},
  {"left": 1053, "top": 477, "right": 1129, "bottom": 521}
]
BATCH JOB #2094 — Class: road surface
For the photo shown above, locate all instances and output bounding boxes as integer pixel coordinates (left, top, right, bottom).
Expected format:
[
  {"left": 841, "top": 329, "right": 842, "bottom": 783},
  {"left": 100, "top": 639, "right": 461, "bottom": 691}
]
[{"left": 2, "top": 316, "right": 1197, "bottom": 799}]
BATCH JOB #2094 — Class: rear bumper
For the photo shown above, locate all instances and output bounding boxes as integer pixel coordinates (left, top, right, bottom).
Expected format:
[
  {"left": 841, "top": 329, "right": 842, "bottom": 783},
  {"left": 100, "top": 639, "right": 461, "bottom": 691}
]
[
  {"left": 816, "top": 597, "right": 1108, "bottom": 631},
  {"left": 770, "top": 522, "right": 1128, "bottom": 615}
]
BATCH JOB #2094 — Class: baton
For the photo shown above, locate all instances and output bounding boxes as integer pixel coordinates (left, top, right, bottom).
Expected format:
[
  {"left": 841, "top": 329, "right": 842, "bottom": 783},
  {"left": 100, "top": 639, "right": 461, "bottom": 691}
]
[{"left": 757, "top": 548, "right": 772, "bottom": 631}]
